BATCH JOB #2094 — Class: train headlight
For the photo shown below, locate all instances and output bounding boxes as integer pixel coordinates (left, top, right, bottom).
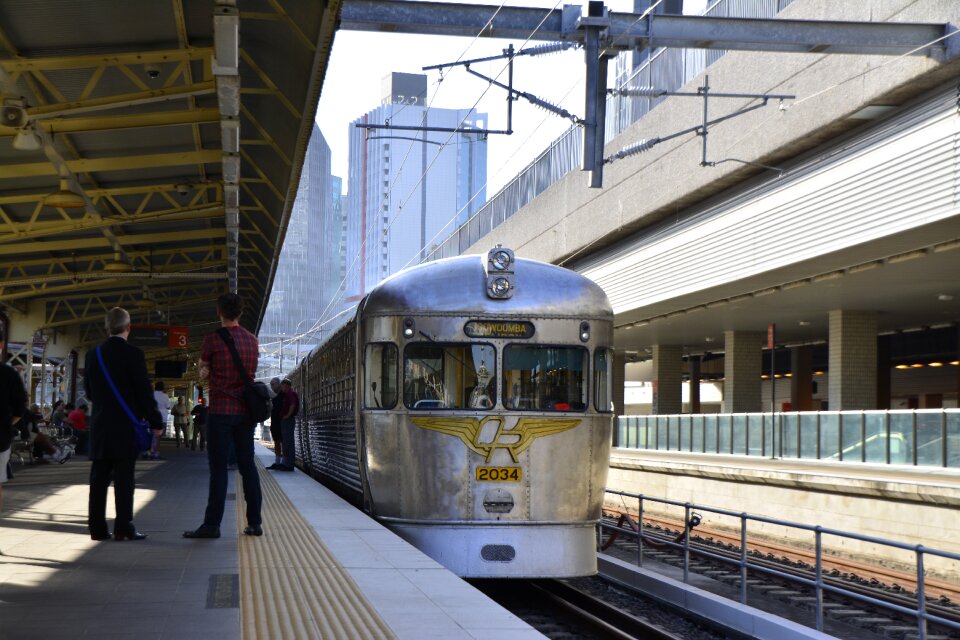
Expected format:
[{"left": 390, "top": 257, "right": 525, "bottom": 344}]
[
  {"left": 485, "top": 245, "right": 515, "bottom": 300},
  {"left": 403, "top": 317, "right": 415, "bottom": 338},
  {"left": 491, "top": 277, "right": 511, "bottom": 297},
  {"left": 491, "top": 249, "right": 512, "bottom": 271},
  {"left": 579, "top": 321, "right": 591, "bottom": 343}
]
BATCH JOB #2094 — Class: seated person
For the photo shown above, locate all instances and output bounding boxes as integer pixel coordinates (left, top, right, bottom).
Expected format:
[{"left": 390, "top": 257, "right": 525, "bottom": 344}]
[{"left": 19, "top": 404, "right": 70, "bottom": 464}]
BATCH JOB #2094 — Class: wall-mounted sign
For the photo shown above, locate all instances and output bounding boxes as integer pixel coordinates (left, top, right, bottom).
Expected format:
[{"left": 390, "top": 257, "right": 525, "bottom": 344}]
[
  {"left": 130, "top": 325, "right": 189, "bottom": 349},
  {"left": 464, "top": 320, "right": 535, "bottom": 339}
]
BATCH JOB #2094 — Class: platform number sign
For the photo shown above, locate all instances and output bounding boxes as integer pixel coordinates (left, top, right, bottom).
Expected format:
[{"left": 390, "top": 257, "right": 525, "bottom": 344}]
[{"left": 130, "top": 325, "right": 190, "bottom": 349}]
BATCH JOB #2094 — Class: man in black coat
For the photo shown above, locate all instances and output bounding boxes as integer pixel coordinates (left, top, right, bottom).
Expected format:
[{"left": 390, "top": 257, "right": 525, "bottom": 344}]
[
  {"left": 84, "top": 307, "right": 164, "bottom": 541},
  {"left": 1, "top": 338, "right": 27, "bottom": 515}
]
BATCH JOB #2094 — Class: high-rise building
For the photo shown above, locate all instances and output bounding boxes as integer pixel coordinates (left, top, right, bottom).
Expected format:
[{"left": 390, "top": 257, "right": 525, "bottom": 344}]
[
  {"left": 259, "top": 125, "right": 342, "bottom": 376},
  {"left": 344, "top": 72, "right": 487, "bottom": 301}
]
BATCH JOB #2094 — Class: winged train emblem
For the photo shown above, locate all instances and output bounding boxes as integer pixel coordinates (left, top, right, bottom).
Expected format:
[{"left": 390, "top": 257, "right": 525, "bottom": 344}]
[{"left": 409, "top": 416, "right": 582, "bottom": 462}]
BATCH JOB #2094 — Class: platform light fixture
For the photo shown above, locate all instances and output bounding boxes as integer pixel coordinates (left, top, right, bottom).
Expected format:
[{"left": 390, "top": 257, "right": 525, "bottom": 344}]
[
  {"left": 12, "top": 124, "right": 42, "bottom": 151},
  {"left": 42, "top": 178, "right": 85, "bottom": 208}
]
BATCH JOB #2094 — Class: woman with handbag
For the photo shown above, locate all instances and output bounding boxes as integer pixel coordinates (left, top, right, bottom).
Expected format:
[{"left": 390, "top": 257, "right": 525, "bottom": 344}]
[{"left": 83, "top": 307, "right": 165, "bottom": 541}]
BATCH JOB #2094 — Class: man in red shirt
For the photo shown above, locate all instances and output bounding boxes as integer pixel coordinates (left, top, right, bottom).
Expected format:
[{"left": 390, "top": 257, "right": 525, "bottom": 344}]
[
  {"left": 183, "top": 293, "right": 263, "bottom": 539},
  {"left": 274, "top": 379, "right": 299, "bottom": 471}
]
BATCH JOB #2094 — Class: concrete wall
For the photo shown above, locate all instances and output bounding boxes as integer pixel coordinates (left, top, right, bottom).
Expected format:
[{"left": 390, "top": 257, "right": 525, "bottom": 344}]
[
  {"left": 468, "top": 0, "right": 960, "bottom": 266},
  {"left": 606, "top": 450, "right": 960, "bottom": 583}
]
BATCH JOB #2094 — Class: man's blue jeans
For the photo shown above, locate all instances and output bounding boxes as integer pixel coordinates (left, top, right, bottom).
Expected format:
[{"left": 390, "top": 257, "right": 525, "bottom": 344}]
[
  {"left": 203, "top": 413, "right": 261, "bottom": 528},
  {"left": 280, "top": 417, "right": 296, "bottom": 467}
]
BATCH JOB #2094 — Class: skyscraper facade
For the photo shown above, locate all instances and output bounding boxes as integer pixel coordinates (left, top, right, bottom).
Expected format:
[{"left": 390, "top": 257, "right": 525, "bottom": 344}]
[
  {"left": 344, "top": 73, "right": 487, "bottom": 301},
  {"left": 259, "top": 125, "right": 343, "bottom": 375}
]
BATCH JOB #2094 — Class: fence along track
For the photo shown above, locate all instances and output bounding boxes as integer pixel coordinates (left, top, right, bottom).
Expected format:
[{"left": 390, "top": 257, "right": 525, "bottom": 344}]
[{"left": 602, "top": 508, "right": 960, "bottom": 604}]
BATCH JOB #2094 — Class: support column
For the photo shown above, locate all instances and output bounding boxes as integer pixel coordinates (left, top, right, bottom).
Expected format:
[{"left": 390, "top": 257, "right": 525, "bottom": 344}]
[
  {"left": 652, "top": 344, "right": 682, "bottom": 415},
  {"left": 790, "top": 346, "right": 813, "bottom": 411},
  {"left": 689, "top": 355, "right": 701, "bottom": 414},
  {"left": 828, "top": 310, "right": 878, "bottom": 410},
  {"left": 877, "top": 335, "right": 892, "bottom": 410},
  {"left": 723, "top": 331, "right": 762, "bottom": 413},
  {"left": 612, "top": 351, "right": 626, "bottom": 447}
]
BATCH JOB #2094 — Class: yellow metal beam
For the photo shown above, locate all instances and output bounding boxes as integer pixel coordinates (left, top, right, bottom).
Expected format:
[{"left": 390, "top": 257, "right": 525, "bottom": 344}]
[
  {"left": 0, "top": 108, "right": 220, "bottom": 136},
  {"left": 44, "top": 294, "right": 219, "bottom": 331},
  {"left": 0, "top": 47, "right": 212, "bottom": 72},
  {"left": 0, "top": 149, "right": 221, "bottom": 178},
  {"left": 0, "top": 182, "right": 219, "bottom": 206},
  {"left": 0, "top": 204, "right": 224, "bottom": 245},
  {"left": 0, "top": 245, "right": 224, "bottom": 274},
  {"left": 0, "top": 228, "right": 224, "bottom": 255},
  {"left": 27, "top": 81, "right": 215, "bottom": 118}
]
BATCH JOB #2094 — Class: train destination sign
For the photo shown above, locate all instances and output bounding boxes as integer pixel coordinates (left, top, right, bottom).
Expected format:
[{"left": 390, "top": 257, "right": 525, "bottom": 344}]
[{"left": 464, "top": 320, "right": 535, "bottom": 339}]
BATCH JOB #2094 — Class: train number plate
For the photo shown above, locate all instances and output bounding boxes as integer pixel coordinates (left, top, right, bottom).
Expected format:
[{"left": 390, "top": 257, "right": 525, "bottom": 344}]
[{"left": 475, "top": 466, "right": 522, "bottom": 482}]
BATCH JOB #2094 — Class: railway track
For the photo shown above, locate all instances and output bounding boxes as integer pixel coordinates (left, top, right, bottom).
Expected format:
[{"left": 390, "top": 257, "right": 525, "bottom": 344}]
[
  {"left": 473, "top": 578, "right": 719, "bottom": 639},
  {"left": 600, "top": 509, "right": 960, "bottom": 638},
  {"left": 531, "top": 580, "right": 685, "bottom": 640}
]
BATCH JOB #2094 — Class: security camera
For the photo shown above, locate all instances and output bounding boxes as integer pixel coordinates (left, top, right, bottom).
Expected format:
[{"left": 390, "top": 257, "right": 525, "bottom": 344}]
[{"left": 145, "top": 64, "right": 161, "bottom": 79}]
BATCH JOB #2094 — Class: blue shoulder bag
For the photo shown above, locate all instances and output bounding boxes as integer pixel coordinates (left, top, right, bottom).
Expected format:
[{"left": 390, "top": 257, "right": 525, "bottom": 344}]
[{"left": 95, "top": 345, "right": 153, "bottom": 454}]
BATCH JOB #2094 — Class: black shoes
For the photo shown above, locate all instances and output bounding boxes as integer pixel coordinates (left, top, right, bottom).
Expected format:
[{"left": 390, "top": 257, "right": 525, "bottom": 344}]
[
  {"left": 90, "top": 531, "right": 110, "bottom": 541},
  {"left": 243, "top": 525, "right": 263, "bottom": 536},
  {"left": 114, "top": 530, "right": 147, "bottom": 541},
  {"left": 114, "top": 523, "right": 147, "bottom": 541},
  {"left": 183, "top": 525, "right": 221, "bottom": 539},
  {"left": 267, "top": 463, "right": 282, "bottom": 469}
]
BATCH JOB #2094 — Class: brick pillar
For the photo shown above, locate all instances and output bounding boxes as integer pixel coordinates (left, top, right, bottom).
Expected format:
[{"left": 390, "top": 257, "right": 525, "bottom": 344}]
[
  {"left": 689, "top": 356, "right": 701, "bottom": 414},
  {"left": 652, "top": 344, "right": 682, "bottom": 415},
  {"left": 790, "top": 346, "right": 813, "bottom": 411},
  {"left": 612, "top": 351, "right": 626, "bottom": 447},
  {"left": 723, "top": 331, "right": 762, "bottom": 413},
  {"left": 828, "top": 310, "right": 878, "bottom": 410}
]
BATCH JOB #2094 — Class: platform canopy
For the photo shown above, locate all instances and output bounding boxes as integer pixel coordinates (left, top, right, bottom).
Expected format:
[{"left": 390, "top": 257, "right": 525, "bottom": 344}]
[{"left": 0, "top": 0, "right": 340, "bottom": 360}]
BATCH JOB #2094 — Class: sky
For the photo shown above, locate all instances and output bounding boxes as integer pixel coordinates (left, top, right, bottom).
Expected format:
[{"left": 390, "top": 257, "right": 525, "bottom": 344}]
[{"left": 315, "top": 0, "right": 709, "bottom": 197}]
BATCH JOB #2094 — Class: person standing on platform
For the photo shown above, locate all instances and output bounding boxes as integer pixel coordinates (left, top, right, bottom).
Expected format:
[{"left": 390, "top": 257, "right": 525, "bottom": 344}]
[
  {"left": 84, "top": 307, "right": 165, "bottom": 541},
  {"left": 275, "top": 379, "right": 299, "bottom": 472},
  {"left": 172, "top": 396, "right": 191, "bottom": 448},
  {"left": 0, "top": 342, "right": 27, "bottom": 517},
  {"left": 190, "top": 398, "right": 208, "bottom": 451},
  {"left": 148, "top": 380, "right": 170, "bottom": 460},
  {"left": 266, "top": 378, "right": 284, "bottom": 469},
  {"left": 184, "top": 293, "right": 263, "bottom": 539}
]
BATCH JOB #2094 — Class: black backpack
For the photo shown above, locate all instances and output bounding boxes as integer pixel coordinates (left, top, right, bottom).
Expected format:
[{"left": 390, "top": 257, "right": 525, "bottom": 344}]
[{"left": 217, "top": 329, "right": 271, "bottom": 423}]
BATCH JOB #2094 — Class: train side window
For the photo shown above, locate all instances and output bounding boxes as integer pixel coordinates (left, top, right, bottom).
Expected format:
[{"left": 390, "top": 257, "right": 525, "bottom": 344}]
[
  {"left": 365, "top": 343, "right": 398, "bottom": 409},
  {"left": 594, "top": 348, "right": 614, "bottom": 413},
  {"left": 503, "top": 345, "right": 588, "bottom": 411},
  {"left": 403, "top": 343, "right": 496, "bottom": 410}
]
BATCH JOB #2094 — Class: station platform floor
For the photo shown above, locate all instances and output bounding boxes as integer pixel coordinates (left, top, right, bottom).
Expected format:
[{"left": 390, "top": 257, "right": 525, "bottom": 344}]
[{"left": 0, "top": 443, "right": 543, "bottom": 640}]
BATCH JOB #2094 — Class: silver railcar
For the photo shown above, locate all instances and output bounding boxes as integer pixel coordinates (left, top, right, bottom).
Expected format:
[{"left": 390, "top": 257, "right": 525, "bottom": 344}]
[{"left": 290, "top": 248, "right": 614, "bottom": 577}]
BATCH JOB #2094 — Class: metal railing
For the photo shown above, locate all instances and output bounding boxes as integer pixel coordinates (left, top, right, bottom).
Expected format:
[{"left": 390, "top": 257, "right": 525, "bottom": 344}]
[
  {"left": 616, "top": 409, "right": 960, "bottom": 468},
  {"left": 600, "top": 490, "right": 960, "bottom": 638},
  {"left": 424, "top": 0, "right": 795, "bottom": 262}
]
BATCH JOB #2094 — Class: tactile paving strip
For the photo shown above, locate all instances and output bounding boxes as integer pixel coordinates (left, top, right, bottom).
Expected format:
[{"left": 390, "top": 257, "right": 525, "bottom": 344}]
[{"left": 237, "top": 460, "right": 396, "bottom": 639}]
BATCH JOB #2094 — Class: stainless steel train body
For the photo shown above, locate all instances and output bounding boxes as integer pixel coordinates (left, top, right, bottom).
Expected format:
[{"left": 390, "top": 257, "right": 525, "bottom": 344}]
[{"left": 289, "top": 248, "right": 614, "bottom": 577}]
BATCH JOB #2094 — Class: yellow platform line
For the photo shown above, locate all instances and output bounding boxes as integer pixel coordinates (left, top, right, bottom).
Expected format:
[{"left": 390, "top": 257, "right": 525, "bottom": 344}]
[{"left": 238, "top": 460, "right": 396, "bottom": 639}]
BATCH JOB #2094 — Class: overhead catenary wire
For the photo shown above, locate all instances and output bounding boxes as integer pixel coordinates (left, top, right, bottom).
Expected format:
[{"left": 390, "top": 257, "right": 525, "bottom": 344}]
[
  {"left": 261, "top": 1, "right": 536, "bottom": 351},
  {"left": 287, "top": 0, "right": 569, "bottom": 347}
]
